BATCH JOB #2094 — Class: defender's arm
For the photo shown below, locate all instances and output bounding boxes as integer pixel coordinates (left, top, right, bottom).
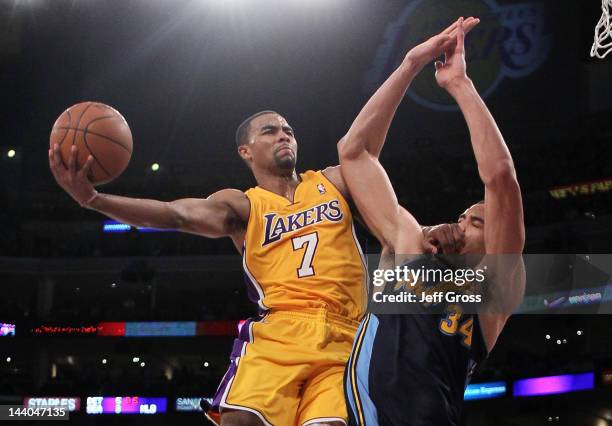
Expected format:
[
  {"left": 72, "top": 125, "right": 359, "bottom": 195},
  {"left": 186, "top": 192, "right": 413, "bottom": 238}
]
[
  {"left": 438, "top": 19, "right": 525, "bottom": 350},
  {"left": 341, "top": 18, "right": 479, "bottom": 159},
  {"left": 337, "top": 18, "right": 478, "bottom": 251}
]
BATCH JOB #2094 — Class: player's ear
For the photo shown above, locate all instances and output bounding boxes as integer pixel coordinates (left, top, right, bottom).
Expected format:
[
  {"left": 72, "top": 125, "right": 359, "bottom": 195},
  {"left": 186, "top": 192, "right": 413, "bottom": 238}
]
[{"left": 238, "top": 144, "right": 252, "bottom": 164}]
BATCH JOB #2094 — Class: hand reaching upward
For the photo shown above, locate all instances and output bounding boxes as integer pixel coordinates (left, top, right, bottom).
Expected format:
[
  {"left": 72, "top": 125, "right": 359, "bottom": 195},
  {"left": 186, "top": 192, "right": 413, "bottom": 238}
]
[
  {"left": 406, "top": 17, "right": 479, "bottom": 72},
  {"left": 435, "top": 17, "right": 471, "bottom": 90}
]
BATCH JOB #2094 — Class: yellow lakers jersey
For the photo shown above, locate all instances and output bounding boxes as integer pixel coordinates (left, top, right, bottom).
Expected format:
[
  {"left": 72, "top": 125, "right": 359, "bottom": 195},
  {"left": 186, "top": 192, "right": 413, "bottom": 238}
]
[{"left": 243, "top": 170, "right": 366, "bottom": 321}]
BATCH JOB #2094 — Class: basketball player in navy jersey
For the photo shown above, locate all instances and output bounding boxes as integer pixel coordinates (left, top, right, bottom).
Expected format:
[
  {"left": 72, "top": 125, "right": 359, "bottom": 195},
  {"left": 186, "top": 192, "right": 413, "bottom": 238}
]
[{"left": 339, "top": 18, "right": 525, "bottom": 425}]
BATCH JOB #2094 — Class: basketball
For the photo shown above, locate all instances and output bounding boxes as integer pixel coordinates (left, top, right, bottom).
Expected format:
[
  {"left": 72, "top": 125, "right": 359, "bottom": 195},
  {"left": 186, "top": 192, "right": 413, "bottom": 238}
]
[{"left": 49, "top": 102, "right": 133, "bottom": 186}]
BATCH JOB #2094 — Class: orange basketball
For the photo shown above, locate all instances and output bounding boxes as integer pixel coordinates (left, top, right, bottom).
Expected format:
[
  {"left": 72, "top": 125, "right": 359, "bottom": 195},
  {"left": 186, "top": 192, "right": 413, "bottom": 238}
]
[{"left": 50, "top": 102, "right": 133, "bottom": 186}]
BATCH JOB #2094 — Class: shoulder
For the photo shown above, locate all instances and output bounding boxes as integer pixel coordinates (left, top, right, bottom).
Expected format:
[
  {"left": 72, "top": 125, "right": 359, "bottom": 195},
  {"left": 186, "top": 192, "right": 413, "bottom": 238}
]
[
  {"left": 207, "top": 188, "right": 247, "bottom": 204},
  {"left": 207, "top": 188, "right": 250, "bottom": 222},
  {"left": 320, "top": 165, "right": 349, "bottom": 200}
]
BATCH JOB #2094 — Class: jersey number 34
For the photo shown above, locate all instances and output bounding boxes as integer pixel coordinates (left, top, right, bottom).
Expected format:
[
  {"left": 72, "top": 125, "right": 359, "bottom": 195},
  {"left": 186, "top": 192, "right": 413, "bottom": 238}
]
[{"left": 439, "top": 304, "right": 473, "bottom": 348}]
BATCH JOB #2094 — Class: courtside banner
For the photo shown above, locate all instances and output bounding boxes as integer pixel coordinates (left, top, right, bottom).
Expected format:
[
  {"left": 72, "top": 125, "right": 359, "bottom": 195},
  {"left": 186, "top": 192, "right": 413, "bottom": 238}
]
[
  {"left": 175, "top": 397, "right": 212, "bottom": 412},
  {"left": 464, "top": 382, "right": 506, "bottom": 400},
  {"left": 96, "top": 321, "right": 239, "bottom": 337},
  {"left": 24, "top": 397, "right": 80, "bottom": 412},
  {"left": 85, "top": 397, "right": 166, "bottom": 414},
  {"left": 364, "top": 254, "right": 612, "bottom": 315}
]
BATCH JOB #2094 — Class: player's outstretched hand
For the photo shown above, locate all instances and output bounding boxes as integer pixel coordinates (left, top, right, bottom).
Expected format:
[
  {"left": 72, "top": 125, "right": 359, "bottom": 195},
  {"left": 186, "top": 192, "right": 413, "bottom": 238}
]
[
  {"left": 49, "top": 144, "right": 98, "bottom": 207},
  {"left": 434, "top": 17, "right": 470, "bottom": 90},
  {"left": 422, "top": 223, "right": 465, "bottom": 254},
  {"left": 405, "top": 16, "right": 479, "bottom": 71}
]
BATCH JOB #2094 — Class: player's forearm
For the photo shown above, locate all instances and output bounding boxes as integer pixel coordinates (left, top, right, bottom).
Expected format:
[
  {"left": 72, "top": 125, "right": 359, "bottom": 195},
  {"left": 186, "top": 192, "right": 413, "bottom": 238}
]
[
  {"left": 341, "top": 59, "right": 420, "bottom": 159},
  {"left": 86, "top": 193, "right": 180, "bottom": 229},
  {"left": 447, "top": 79, "right": 517, "bottom": 186}
]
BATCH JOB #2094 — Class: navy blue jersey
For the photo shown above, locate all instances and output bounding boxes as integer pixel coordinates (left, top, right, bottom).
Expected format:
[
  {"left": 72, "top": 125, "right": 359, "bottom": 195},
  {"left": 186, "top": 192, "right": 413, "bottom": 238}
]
[{"left": 345, "top": 255, "right": 488, "bottom": 426}]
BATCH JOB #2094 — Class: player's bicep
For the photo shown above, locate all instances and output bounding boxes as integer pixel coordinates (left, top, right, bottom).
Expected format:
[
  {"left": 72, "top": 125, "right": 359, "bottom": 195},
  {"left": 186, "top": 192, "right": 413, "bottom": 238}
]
[
  {"left": 322, "top": 165, "right": 370, "bottom": 230},
  {"left": 484, "top": 176, "right": 524, "bottom": 254},
  {"left": 340, "top": 151, "right": 397, "bottom": 244},
  {"left": 480, "top": 176, "right": 525, "bottom": 349},
  {"left": 169, "top": 191, "right": 244, "bottom": 238},
  {"left": 340, "top": 151, "right": 421, "bottom": 252}
]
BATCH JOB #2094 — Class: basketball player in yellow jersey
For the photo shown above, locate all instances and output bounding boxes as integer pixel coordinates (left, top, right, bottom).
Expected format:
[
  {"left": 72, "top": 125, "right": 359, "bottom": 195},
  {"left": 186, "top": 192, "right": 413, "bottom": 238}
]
[
  {"left": 49, "top": 108, "right": 367, "bottom": 426},
  {"left": 207, "top": 114, "right": 367, "bottom": 425}
]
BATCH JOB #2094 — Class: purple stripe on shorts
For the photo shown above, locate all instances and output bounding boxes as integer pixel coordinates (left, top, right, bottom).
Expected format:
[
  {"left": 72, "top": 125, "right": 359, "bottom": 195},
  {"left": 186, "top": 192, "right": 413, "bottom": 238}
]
[
  {"left": 211, "top": 358, "right": 239, "bottom": 411},
  {"left": 210, "top": 317, "right": 260, "bottom": 412}
]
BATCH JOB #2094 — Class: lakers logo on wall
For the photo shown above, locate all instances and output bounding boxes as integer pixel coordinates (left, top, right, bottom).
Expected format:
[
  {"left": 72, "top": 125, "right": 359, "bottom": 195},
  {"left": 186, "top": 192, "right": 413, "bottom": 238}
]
[{"left": 365, "top": 0, "right": 551, "bottom": 111}]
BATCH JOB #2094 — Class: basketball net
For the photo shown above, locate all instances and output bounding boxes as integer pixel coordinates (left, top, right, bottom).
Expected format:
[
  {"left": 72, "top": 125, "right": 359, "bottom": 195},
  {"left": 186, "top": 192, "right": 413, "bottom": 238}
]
[{"left": 591, "top": 0, "right": 612, "bottom": 58}]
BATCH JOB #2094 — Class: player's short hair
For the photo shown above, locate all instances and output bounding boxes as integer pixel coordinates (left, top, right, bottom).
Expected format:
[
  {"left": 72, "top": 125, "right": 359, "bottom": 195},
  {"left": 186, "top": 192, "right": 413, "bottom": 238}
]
[{"left": 235, "top": 110, "right": 279, "bottom": 147}]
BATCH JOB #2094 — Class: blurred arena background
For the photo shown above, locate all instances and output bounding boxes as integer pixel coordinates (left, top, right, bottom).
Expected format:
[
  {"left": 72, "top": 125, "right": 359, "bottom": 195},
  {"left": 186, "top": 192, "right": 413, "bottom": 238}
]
[{"left": 1, "top": 0, "right": 612, "bottom": 424}]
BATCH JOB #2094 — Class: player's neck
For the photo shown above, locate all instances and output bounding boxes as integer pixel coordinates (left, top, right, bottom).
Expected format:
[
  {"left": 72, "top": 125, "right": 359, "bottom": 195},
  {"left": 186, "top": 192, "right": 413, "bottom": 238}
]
[{"left": 255, "top": 169, "right": 301, "bottom": 201}]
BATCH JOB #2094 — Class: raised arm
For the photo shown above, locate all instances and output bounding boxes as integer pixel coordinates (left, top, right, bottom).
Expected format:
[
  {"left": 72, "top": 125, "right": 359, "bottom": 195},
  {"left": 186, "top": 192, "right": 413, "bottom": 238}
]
[
  {"left": 340, "top": 17, "right": 479, "bottom": 160},
  {"left": 435, "top": 18, "right": 524, "bottom": 255},
  {"left": 435, "top": 19, "right": 525, "bottom": 350},
  {"left": 338, "top": 138, "right": 422, "bottom": 253},
  {"left": 338, "top": 18, "right": 479, "bottom": 252},
  {"left": 49, "top": 144, "right": 248, "bottom": 240}
]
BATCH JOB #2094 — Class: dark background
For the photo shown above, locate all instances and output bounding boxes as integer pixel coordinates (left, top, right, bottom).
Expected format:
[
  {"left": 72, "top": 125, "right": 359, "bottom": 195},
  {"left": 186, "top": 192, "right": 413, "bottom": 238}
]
[{"left": 1, "top": 0, "right": 611, "bottom": 424}]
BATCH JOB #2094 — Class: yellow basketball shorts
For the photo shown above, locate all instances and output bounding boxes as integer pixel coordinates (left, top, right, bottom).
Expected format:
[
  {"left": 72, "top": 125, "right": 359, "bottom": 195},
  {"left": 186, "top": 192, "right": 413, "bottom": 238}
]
[{"left": 211, "top": 308, "right": 359, "bottom": 426}]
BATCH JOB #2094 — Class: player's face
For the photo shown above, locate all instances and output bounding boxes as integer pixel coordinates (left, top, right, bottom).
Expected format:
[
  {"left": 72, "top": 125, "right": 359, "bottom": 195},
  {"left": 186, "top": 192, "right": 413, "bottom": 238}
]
[
  {"left": 457, "top": 203, "right": 485, "bottom": 254},
  {"left": 247, "top": 114, "right": 298, "bottom": 172}
]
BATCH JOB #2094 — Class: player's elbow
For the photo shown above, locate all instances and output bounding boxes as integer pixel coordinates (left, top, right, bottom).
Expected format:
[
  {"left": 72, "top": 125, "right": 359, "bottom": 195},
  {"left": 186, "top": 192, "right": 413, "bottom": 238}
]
[
  {"left": 338, "top": 134, "right": 367, "bottom": 162},
  {"left": 337, "top": 137, "right": 348, "bottom": 157},
  {"left": 482, "top": 160, "right": 517, "bottom": 189},
  {"left": 337, "top": 136, "right": 358, "bottom": 161}
]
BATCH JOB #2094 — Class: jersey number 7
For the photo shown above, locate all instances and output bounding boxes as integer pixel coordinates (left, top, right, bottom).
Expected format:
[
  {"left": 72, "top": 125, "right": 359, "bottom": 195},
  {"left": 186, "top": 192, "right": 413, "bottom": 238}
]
[{"left": 291, "top": 232, "right": 319, "bottom": 278}]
